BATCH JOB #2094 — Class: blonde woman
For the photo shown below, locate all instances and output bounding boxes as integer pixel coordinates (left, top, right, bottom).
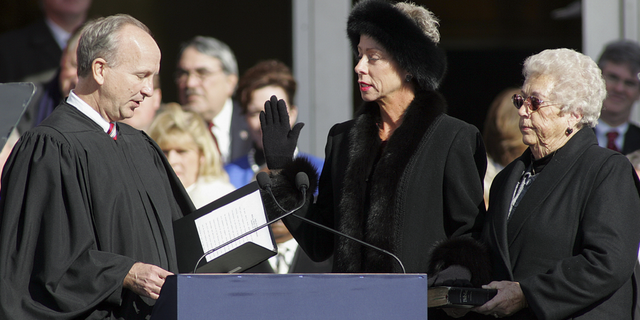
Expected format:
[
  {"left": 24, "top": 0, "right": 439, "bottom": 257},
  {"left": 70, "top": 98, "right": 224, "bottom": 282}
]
[{"left": 149, "top": 103, "right": 234, "bottom": 208}]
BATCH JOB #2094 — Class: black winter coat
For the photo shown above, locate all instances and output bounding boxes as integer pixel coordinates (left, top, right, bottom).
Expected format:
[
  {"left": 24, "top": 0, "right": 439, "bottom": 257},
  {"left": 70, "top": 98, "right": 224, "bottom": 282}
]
[
  {"left": 271, "top": 89, "right": 487, "bottom": 273},
  {"left": 483, "top": 128, "right": 640, "bottom": 319}
]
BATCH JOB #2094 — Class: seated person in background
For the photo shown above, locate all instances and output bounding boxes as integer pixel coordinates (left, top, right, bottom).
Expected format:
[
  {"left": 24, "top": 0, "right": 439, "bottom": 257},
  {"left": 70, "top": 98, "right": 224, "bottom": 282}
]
[
  {"left": 225, "top": 60, "right": 324, "bottom": 189},
  {"left": 121, "top": 74, "right": 162, "bottom": 133},
  {"left": 148, "top": 103, "right": 234, "bottom": 208},
  {"left": 482, "top": 87, "right": 527, "bottom": 208}
]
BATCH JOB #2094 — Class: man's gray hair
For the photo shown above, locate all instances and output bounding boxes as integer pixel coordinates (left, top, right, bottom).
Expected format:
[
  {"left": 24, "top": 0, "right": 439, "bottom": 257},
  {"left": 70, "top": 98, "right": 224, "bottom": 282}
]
[
  {"left": 598, "top": 39, "right": 640, "bottom": 75},
  {"left": 77, "top": 14, "right": 151, "bottom": 78},
  {"left": 177, "top": 36, "right": 238, "bottom": 76}
]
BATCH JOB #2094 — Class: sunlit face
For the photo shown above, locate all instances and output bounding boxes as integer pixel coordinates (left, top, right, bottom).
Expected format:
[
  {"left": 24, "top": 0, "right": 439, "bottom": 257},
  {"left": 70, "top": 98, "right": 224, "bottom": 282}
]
[
  {"left": 518, "top": 75, "right": 573, "bottom": 154},
  {"left": 354, "top": 35, "right": 406, "bottom": 104},
  {"left": 98, "top": 25, "right": 160, "bottom": 122},
  {"left": 176, "top": 47, "right": 237, "bottom": 122},
  {"left": 160, "top": 132, "right": 203, "bottom": 188},
  {"left": 601, "top": 61, "right": 640, "bottom": 116},
  {"left": 245, "top": 86, "right": 297, "bottom": 150}
]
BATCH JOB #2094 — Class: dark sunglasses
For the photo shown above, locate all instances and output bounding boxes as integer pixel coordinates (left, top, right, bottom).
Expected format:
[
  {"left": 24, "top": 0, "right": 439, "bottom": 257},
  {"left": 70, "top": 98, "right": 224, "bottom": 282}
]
[{"left": 512, "top": 93, "right": 546, "bottom": 111}]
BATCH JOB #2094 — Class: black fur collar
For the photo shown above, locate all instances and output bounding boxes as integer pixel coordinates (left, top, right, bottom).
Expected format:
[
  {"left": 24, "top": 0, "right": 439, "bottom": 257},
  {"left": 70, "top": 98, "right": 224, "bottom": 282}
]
[{"left": 335, "top": 90, "right": 447, "bottom": 272}]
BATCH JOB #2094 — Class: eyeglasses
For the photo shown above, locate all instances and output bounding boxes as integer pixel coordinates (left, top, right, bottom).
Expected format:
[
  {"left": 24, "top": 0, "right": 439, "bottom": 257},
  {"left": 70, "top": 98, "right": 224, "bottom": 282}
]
[
  {"left": 175, "top": 68, "right": 222, "bottom": 83},
  {"left": 603, "top": 73, "right": 640, "bottom": 90},
  {"left": 512, "top": 93, "right": 549, "bottom": 111}
]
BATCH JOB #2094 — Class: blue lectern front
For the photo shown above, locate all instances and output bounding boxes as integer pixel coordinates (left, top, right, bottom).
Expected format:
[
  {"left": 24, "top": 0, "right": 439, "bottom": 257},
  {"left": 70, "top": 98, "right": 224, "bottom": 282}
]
[{"left": 151, "top": 273, "right": 428, "bottom": 319}]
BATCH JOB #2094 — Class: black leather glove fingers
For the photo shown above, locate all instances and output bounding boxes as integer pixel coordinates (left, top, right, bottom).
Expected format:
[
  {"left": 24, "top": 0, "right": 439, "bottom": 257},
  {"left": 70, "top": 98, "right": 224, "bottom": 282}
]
[{"left": 259, "top": 95, "right": 304, "bottom": 169}]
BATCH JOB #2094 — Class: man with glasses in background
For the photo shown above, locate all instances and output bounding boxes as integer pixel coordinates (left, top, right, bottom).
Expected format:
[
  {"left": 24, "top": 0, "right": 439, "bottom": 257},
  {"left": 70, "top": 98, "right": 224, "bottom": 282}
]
[
  {"left": 175, "top": 36, "right": 251, "bottom": 163},
  {"left": 594, "top": 39, "right": 640, "bottom": 154}
]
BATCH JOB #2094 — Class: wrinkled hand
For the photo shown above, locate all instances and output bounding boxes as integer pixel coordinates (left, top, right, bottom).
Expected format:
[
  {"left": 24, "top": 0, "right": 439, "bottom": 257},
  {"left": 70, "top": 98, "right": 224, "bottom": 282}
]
[
  {"left": 123, "top": 262, "right": 173, "bottom": 300},
  {"left": 259, "top": 95, "right": 304, "bottom": 169},
  {"left": 473, "top": 281, "right": 527, "bottom": 318}
]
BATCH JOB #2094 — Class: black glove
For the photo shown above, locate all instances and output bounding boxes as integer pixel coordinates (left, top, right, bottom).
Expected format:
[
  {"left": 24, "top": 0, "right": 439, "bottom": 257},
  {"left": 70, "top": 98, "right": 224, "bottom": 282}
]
[
  {"left": 259, "top": 95, "right": 304, "bottom": 169},
  {"left": 428, "top": 265, "right": 473, "bottom": 287}
]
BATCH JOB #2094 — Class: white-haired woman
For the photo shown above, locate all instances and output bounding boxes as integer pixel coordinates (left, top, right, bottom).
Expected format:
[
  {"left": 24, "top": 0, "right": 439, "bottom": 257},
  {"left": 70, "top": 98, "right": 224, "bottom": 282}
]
[{"left": 476, "top": 48, "right": 640, "bottom": 319}]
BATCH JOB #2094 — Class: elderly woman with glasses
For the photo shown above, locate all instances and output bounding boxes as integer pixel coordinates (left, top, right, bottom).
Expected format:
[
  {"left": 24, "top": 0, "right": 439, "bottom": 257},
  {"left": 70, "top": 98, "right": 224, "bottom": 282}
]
[{"left": 473, "top": 48, "right": 640, "bottom": 319}]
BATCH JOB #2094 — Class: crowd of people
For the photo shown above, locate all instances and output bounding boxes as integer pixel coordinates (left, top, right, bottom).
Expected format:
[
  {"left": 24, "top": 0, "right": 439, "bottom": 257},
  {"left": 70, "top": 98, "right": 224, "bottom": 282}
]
[{"left": 1, "top": 0, "right": 640, "bottom": 319}]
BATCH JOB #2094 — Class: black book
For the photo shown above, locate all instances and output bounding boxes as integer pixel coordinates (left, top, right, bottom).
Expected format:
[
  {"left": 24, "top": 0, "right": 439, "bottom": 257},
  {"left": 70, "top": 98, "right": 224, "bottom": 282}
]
[{"left": 428, "top": 286, "right": 497, "bottom": 308}]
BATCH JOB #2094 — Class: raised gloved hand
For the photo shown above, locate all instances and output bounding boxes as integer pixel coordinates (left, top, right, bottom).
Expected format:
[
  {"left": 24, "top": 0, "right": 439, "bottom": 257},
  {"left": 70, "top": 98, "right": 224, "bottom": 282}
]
[{"left": 260, "top": 95, "right": 304, "bottom": 169}]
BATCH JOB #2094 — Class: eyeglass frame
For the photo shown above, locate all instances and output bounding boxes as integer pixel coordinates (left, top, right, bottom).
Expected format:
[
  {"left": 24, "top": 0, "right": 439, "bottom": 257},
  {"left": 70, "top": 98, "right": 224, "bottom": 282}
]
[
  {"left": 511, "top": 93, "right": 554, "bottom": 111},
  {"left": 174, "top": 67, "right": 225, "bottom": 83}
]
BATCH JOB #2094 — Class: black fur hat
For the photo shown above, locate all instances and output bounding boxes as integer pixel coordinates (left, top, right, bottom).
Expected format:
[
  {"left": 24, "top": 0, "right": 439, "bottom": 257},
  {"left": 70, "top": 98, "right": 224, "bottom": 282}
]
[{"left": 347, "top": 0, "right": 447, "bottom": 91}]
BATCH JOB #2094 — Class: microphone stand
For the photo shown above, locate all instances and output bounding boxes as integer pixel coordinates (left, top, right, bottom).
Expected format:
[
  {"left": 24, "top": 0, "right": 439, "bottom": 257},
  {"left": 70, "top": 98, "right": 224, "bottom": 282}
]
[
  {"left": 262, "top": 173, "right": 406, "bottom": 274},
  {"left": 191, "top": 182, "right": 307, "bottom": 273}
]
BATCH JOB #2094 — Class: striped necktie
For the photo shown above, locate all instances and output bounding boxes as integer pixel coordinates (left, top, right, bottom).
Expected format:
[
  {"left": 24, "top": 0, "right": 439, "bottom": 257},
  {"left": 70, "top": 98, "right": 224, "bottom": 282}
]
[{"left": 107, "top": 122, "right": 117, "bottom": 140}]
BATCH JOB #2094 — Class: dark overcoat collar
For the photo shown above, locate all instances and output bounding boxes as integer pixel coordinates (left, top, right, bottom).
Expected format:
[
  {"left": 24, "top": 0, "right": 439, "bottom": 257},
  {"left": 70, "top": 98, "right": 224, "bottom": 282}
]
[
  {"left": 335, "top": 89, "right": 447, "bottom": 272},
  {"left": 487, "top": 127, "right": 598, "bottom": 277}
]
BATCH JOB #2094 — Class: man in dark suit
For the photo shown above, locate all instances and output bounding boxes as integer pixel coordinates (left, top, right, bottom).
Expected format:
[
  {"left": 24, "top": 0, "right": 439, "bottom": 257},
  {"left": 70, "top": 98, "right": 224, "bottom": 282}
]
[
  {"left": 175, "top": 36, "right": 251, "bottom": 163},
  {"left": 595, "top": 39, "right": 640, "bottom": 154},
  {"left": 0, "top": 0, "right": 92, "bottom": 83}
]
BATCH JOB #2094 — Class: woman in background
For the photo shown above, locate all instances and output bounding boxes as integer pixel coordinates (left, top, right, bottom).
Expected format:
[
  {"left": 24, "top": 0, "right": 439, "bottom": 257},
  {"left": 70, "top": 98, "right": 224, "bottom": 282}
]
[
  {"left": 482, "top": 88, "right": 528, "bottom": 208},
  {"left": 225, "top": 59, "right": 323, "bottom": 189},
  {"left": 148, "top": 103, "right": 234, "bottom": 208}
]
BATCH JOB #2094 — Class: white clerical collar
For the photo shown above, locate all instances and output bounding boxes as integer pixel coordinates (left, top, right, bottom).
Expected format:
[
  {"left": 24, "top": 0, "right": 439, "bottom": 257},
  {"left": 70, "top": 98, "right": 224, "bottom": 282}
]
[
  {"left": 45, "top": 17, "right": 71, "bottom": 50},
  {"left": 67, "top": 90, "right": 111, "bottom": 133}
]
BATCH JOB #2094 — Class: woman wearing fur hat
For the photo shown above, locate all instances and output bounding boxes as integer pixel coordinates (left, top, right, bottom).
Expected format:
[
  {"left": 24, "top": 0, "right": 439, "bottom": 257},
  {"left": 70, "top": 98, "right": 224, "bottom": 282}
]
[
  {"left": 473, "top": 49, "right": 640, "bottom": 319},
  {"left": 260, "top": 0, "right": 487, "bottom": 298}
]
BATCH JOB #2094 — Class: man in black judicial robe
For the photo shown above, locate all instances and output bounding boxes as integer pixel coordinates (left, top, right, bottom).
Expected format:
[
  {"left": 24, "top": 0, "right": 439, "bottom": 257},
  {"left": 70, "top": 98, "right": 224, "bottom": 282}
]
[{"left": 0, "top": 15, "right": 194, "bottom": 319}]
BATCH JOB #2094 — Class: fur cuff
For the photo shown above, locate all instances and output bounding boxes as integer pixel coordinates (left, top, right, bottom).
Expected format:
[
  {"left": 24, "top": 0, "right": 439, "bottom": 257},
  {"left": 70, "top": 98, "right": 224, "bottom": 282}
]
[
  {"left": 427, "top": 237, "right": 492, "bottom": 287},
  {"left": 261, "top": 157, "right": 319, "bottom": 220}
]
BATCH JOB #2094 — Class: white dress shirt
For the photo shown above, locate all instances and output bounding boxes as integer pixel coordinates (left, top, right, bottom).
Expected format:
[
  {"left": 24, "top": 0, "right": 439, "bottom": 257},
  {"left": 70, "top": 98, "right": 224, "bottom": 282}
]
[
  {"left": 211, "top": 98, "right": 233, "bottom": 163},
  {"left": 45, "top": 17, "right": 71, "bottom": 50},
  {"left": 595, "top": 121, "right": 628, "bottom": 151},
  {"left": 67, "top": 90, "right": 111, "bottom": 133}
]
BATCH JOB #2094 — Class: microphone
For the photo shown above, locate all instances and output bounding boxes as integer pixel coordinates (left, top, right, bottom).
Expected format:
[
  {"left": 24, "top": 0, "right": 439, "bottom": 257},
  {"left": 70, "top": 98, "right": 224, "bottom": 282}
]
[
  {"left": 192, "top": 172, "right": 307, "bottom": 273},
  {"left": 261, "top": 173, "right": 407, "bottom": 274}
]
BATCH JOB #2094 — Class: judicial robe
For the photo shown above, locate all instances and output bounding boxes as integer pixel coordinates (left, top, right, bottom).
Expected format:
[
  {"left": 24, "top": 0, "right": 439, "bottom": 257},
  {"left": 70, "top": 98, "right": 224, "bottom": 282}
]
[{"left": 0, "top": 102, "right": 195, "bottom": 319}]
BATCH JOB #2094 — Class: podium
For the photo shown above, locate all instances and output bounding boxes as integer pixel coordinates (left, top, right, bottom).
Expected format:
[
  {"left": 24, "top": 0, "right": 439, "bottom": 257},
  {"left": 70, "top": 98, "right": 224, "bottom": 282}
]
[{"left": 151, "top": 273, "right": 428, "bottom": 319}]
